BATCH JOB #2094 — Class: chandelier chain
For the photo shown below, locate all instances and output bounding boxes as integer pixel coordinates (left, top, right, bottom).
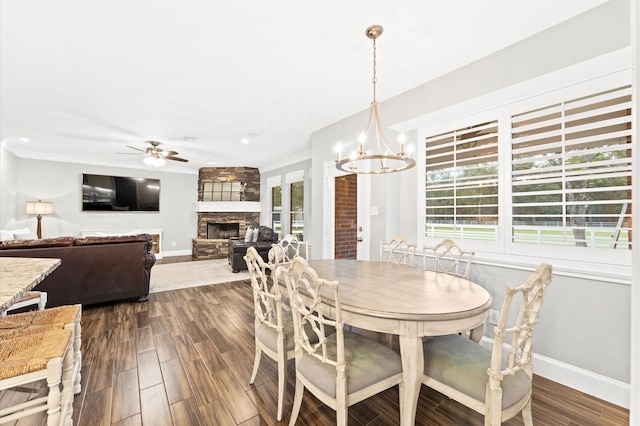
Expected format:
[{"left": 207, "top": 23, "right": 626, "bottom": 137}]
[{"left": 372, "top": 36, "right": 377, "bottom": 103}]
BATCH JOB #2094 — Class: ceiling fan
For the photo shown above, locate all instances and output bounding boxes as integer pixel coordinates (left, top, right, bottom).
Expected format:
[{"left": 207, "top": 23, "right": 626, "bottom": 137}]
[{"left": 121, "top": 141, "right": 188, "bottom": 164}]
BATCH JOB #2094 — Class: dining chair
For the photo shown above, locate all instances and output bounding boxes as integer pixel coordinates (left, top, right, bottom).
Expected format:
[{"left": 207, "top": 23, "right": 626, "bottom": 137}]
[
  {"left": 379, "top": 235, "right": 416, "bottom": 267},
  {"left": 244, "top": 246, "right": 291, "bottom": 421},
  {"left": 421, "top": 263, "right": 553, "bottom": 426},
  {"left": 269, "top": 234, "right": 309, "bottom": 266},
  {"left": 0, "top": 304, "right": 83, "bottom": 395},
  {"left": 282, "top": 256, "right": 404, "bottom": 426},
  {"left": 0, "top": 328, "right": 74, "bottom": 425},
  {"left": 423, "top": 238, "right": 475, "bottom": 278}
]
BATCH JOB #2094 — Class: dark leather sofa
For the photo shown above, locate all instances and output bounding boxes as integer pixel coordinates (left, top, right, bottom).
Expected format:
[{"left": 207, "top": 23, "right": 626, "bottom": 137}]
[
  {"left": 228, "top": 225, "right": 278, "bottom": 272},
  {"left": 0, "top": 234, "right": 156, "bottom": 307}
]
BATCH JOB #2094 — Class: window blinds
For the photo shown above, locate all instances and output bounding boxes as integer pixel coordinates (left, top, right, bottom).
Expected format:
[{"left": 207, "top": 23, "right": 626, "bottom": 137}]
[
  {"left": 425, "top": 120, "right": 499, "bottom": 240},
  {"left": 511, "top": 84, "right": 632, "bottom": 249}
]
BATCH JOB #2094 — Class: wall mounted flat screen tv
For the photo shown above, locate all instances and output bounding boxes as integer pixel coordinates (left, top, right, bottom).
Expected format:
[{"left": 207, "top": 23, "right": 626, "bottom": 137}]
[{"left": 82, "top": 174, "right": 160, "bottom": 212}]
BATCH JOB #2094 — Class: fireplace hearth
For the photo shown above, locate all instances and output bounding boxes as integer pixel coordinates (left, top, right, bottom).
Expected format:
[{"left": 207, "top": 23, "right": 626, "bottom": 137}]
[{"left": 207, "top": 222, "right": 240, "bottom": 239}]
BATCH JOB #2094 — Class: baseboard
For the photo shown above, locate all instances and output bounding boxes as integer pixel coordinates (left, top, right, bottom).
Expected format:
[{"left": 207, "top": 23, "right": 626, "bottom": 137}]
[
  {"left": 480, "top": 337, "right": 630, "bottom": 409},
  {"left": 158, "top": 249, "right": 192, "bottom": 258}
]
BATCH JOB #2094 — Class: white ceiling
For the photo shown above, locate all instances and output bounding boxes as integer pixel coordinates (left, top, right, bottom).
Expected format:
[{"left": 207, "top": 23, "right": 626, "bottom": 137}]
[{"left": 0, "top": 0, "right": 608, "bottom": 174}]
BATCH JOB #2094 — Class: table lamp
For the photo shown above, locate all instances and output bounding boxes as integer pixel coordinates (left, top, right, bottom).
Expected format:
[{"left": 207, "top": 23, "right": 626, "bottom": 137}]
[{"left": 25, "top": 200, "right": 53, "bottom": 239}]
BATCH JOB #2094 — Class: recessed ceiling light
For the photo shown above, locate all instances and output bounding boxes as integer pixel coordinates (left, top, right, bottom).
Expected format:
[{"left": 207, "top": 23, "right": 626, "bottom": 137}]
[
  {"left": 184, "top": 136, "right": 197, "bottom": 142},
  {"left": 240, "top": 138, "right": 249, "bottom": 144},
  {"left": 18, "top": 137, "right": 30, "bottom": 142},
  {"left": 206, "top": 161, "right": 218, "bottom": 165}
]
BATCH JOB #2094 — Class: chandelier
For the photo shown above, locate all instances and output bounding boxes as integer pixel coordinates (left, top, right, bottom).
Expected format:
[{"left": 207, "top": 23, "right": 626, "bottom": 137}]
[{"left": 335, "top": 25, "right": 415, "bottom": 174}]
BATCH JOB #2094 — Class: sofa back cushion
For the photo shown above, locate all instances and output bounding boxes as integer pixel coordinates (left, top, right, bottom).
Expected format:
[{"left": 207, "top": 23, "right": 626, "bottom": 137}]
[
  {"left": 74, "top": 234, "right": 151, "bottom": 246},
  {"left": 0, "top": 236, "right": 75, "bottom": 249},
  {"left": 257, "top": 225, "right": 276, "bottom": 242}
]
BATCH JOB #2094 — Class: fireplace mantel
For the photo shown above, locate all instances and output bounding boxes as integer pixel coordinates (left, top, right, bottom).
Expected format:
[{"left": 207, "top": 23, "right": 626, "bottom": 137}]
[{"left": 193, "top": 201, "right": 261, "bottom": 213}]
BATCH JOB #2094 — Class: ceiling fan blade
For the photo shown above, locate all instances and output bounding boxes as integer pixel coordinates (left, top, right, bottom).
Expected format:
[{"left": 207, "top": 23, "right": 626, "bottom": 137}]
[
  {"left": 126, "top": 145, "right": 146, "bottom": 153},
  {"left": 161, "top": 150, "right": 179, "bottom": 156},
  {"left": 166, "top": 156, "right": 189, "bottom": 163}
]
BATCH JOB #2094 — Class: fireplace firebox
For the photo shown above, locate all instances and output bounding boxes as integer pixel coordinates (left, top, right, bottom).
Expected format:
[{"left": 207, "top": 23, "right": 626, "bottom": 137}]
[{"left": 207, "top": 222, "right": 240, "bottom": 239}]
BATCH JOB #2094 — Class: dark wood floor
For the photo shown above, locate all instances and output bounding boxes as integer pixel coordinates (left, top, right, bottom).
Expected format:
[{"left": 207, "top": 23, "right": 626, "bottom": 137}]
[{"left": 3, "top": 278, "right": 630, "bottom": 425}]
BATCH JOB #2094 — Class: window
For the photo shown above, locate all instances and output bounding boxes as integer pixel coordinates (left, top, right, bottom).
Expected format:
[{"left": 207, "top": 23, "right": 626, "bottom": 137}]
[
  {"left": 290, "top": 180, "right": 304, "bottom": 240},
  {"left": 271, "top": 185, "right": 282, "bottom": 236},
  {"left": 511, "top": 85, "right": 632, "bottom": 250},
  {"left": 202, "top": 181, "right": 242, "bottom": 201},
  {"left": 421, "top": 70, "right": 633, "bottom": 266},
  {"left": 425, "top": 120, "right": 499, "bottom": 241}
]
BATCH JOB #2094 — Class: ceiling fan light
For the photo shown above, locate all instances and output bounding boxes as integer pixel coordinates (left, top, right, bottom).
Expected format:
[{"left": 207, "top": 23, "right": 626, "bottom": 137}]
[{"left": 143, "top": 156, "right": 155, "bottom": 165}]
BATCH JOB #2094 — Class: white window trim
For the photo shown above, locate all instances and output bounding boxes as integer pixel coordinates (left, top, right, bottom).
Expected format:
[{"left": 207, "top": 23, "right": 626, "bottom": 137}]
[
  {"left": 285, "top": 170, "right": 304, "bottom": 184},
  {"left": 415, "top": 48, "right": 632, "bottom": 284},
  {"left": 266, "top": 175, "right": 282, "bottom": 188}
]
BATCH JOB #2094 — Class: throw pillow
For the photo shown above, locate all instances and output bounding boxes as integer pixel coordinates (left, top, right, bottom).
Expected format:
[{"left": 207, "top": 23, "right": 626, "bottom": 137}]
[
  {"left": 1, "top": 227, "right": 30, "bottom": 241},
  {"left": 251, "top": 227, "right": 259, "bottom": 242},
  {"left": 244, "top": 227, "right": 254, "bottom": 242},
  {"left": 0, "top": 230, "right": 15, "bottom": 241},
  {"left": 13, "top": 232, "right": 38, "bottom": 240}
]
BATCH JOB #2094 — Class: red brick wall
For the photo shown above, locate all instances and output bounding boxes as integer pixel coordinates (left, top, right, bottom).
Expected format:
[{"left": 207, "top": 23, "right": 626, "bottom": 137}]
[{"left": 334, "top": 174, "right": 357, "bottom": 259}]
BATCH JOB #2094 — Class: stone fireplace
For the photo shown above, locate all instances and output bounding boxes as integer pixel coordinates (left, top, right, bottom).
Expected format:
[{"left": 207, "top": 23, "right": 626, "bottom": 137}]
[{"left": 192, "top": 167, "right": 261, "bottom": 260}]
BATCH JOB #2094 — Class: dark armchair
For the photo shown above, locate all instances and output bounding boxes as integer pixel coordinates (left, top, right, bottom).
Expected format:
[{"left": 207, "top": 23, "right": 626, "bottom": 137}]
[{"left": 228, "top": 225, "right": 278, "bottom": 272}]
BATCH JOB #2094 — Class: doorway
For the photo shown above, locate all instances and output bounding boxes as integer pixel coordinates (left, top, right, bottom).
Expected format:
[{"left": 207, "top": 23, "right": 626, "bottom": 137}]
[
  {"left": 334, "top": 174, "right": 358, "bottom": 259},
  {"left": 322, "top": 161, "right": 370, "bottom": 260}
]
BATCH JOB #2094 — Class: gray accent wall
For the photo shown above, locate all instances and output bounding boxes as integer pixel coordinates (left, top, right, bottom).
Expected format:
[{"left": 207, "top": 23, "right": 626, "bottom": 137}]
[{"left": 0, "top": 155, "right": 198, "bottom": 255}]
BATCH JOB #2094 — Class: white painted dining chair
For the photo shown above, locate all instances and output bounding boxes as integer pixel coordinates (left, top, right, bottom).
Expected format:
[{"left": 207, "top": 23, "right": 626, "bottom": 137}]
[
  {"left": 244, "top": 246, "right": 291, "bottom": 421},
  {"left": 282, "top": 256, "right": 404, "bottom": 426},
  {"left": 269, "top": 234, "right": 309, "bottom": 267},
  {"left": 421, "top": 263, "right": 553, "bottom": 425},
  {"left": 423, "top": 238, "right": 475, "bottom": 278},
  {"left": 379, "top": 236, "right": 416, "bottom": 267}
]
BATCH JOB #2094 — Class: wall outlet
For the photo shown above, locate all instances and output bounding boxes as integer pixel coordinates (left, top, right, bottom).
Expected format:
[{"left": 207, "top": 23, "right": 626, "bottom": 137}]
[{"left": 488, "top": 309, "right": 499, "bottom": 325}]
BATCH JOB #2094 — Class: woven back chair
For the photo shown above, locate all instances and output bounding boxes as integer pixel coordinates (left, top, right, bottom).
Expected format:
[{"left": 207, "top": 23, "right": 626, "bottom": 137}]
[
  {"left": 282, "top": 256, "right": 404, "bottom": 426},
  {"left": 0, "top": 304, "right": 83, "bottom": 395},
  {"left": 422, "top": 263, "right": 553, "bottom": 425},
  {"left": 1, "top": 291, "right": 47, "bottom": 316},
  {"left": 0, "top": 328, "right": 74, "bottom": 425},
  {"left": 380, "top": 236, "right": 416, "bottom": 267},
  {"left": 423, "top": 238, "right": 475, "bottom": 278}
]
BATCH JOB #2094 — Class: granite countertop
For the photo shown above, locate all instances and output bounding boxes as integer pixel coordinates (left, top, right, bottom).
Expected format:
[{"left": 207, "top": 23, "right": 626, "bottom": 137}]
[{"left": 0, "top": 257, "right": 61, "bottom": 312}]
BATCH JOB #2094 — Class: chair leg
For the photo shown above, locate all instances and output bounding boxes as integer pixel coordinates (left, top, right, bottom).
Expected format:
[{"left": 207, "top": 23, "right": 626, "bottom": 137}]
[
  {"left": 38, "top": 292, "right": 48, "bottom": 310},
  {"left": 276, "top": 352, "right": 287, "bottom": 421},
  {"left": 45, "top": 358, "right": 64, "bottom": 426},
  {"left": 288, "top": 377, "right": 304, "bottom": 426},
  {"left": 249, "top": 345, "right": 262, "bottom": 384},
  {"left": 72, "top": 318, "right": 82, "bottom": 394},
  {"left": 521, "top": 398, "right": 533, "bottom": 426},
  {"left": 336, "top": 408, "right": 348, "bottom": 426},
  {"left": 60, "top": 341, "right": 75, "bottom": 425}
]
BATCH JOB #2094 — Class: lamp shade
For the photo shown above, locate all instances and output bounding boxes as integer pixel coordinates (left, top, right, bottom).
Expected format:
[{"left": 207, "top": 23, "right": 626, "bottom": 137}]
[{"left": 25, "top": 200, "right": 53, "bottom": 215}]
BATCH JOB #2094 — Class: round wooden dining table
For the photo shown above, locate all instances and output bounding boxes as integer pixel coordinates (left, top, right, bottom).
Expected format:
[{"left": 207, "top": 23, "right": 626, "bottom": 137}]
[{"left": 305, "top": 259, "right": 492, "bottom": 426}]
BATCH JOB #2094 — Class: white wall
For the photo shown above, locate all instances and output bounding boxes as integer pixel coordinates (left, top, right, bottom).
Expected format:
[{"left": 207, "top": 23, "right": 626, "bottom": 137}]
[
  {"left": 1, "top": 157, "right": 198, "bottom": 256},
  {"left": 0, "top": 146, "right": 20, "bottom": 227}
]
